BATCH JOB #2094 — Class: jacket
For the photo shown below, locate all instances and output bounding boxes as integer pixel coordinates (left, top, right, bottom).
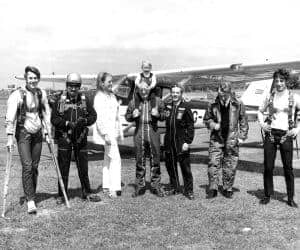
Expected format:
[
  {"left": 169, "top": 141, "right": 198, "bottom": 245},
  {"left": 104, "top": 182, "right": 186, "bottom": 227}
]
[
  {"left": 164, "top": 100, "right": 195, "bottom": 154},
  {"left": 204, "top": 95, "right": 248, "bottom": 144}
]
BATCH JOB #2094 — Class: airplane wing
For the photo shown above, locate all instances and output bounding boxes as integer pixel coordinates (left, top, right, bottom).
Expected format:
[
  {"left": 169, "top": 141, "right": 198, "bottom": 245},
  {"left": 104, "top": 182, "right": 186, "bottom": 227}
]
[{"left": 15, "top": 60, "right": 300, "bottom": 89}]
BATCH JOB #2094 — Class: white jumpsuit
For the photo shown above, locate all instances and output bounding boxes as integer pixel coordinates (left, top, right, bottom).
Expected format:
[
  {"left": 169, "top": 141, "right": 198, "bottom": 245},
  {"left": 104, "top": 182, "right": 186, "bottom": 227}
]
[{"left": 93, "top": 91, "right": 123, "bottom": 192}]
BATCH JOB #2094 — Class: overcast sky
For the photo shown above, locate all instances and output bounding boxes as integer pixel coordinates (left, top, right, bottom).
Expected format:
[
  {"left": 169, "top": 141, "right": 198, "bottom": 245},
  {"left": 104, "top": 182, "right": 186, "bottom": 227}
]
[{"left": 1, "top": 0, "right": 300, "bottom": 88}]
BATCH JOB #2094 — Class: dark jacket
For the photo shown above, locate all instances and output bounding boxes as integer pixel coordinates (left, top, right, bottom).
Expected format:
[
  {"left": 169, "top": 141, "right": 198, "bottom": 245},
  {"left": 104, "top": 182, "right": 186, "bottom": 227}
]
[
  {"left": 204, "top": 95, "right": 248, "bottom": 144},
  {"left": 164, "top": 100, "right": 195, "bottom": 154},
  {"left": 125, "top": 93, "right": 165, "bottom": 133},
  {"left": 51, "top": 92, "right": 97, "bottom": 142}
]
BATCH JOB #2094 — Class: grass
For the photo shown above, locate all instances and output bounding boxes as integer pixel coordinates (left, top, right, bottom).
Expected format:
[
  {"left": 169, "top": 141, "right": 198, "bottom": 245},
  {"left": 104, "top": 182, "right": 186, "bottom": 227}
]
[{"left": 0, "top": 111, "right": 299, "bottom": 249}]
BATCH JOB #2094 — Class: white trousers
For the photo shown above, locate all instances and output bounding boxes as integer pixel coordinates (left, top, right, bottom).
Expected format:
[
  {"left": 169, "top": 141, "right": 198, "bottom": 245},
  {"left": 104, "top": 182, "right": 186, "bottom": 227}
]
[{"left": 102, "top": 142, "right": 121, "bottom": 192}]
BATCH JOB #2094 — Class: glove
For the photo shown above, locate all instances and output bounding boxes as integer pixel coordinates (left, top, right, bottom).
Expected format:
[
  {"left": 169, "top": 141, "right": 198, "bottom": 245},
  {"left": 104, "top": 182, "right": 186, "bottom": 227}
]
[
  {"left": 132, "top": 109, "right": 140, "bottom": 118},
  {"left": 214, "top": 123, "right": 220, "bottom": 131},
  {"left": 287, "top": 128, "right": 299, "bottom": 138},
  {"left": 76, "top": 118, "right": 87, "bottom": 128},
  {"left": 182, "top": 143, "right": 189, "bottom": 151},
  {"left": 151, "top": 108, "right": 159, "bottom": 117}
]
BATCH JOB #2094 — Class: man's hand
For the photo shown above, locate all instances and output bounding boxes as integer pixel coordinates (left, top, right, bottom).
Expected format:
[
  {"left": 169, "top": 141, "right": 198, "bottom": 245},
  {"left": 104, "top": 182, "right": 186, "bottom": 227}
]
[
  {"left": 214, "top": 123, "right": 220, "bottom": 131},
  {"left": 261, "top": 123, "right": 271, "bottom": 133},
  {"left": 182, "top": 143, "right": 189, "bottom": 151},
  {"left": 77, "top": 118, "right": 87, "bottom": 128},
  {"left": 66, "top": 121, "right": 76, "bottom": 130},
  {"left": 6, "top": 135, "right": 14, "bottom": 151},
  {"left": 132, "top": 109, "right": 140, "bottom": 118},
  {"left": 151, "top": 108, "right": 159, "bottom": 117},
  {"left": 287, "top": 128, "right": 299, "bottom": 138},
  {"left": 104, "top": 134, "right": 111, "bottom": 145}
]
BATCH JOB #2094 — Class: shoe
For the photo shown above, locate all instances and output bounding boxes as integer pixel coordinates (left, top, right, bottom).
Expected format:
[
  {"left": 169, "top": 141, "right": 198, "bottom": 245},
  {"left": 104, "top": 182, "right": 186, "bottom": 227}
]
[
  {"left": 287, "top": 199, "right": 298, "bottom": 208},
  {"left": 260, "top": 196, "right": 270, "bottom": 205},
  {"left": 116, "top": 191, "right": 122, "bottom": 196},
  {"left": 185, "top": 192, "right": 195, "bottom": 200},
  {"left": 223, "top": 190, "right": 233, "bottom": 199},
  {"left": 108, "top": 191, "right": 117, "bottom": 198},
  {"left": 27, "top": 200, "right": 37, "bottom": 214},
  {"left": 102, "top": 188, "right": 109, "bottom": 194},
  {"left": 206, "top": 189, "right": 217, "bottom": 199},
  {"left": 166, "top": 188, "right": 180, "bottom": 196},
  {"left": 85, "top": 193, "right": 102, "bottom": 202},
  {"left": 151, "top": 188, "right": 165, "bottom": 197},
  {"left": 56, "top": 196, "right": 65, "bottom": 205},
  {"left": 132, "top": 188, "right": 146, "bottom": 198}
]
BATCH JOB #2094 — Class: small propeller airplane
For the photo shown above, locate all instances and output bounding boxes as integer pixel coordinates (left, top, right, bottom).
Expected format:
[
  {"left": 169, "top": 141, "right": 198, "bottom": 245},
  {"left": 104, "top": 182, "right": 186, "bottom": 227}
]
[{"left": 15, "top": 60, "right": 300, "bottom": 137}]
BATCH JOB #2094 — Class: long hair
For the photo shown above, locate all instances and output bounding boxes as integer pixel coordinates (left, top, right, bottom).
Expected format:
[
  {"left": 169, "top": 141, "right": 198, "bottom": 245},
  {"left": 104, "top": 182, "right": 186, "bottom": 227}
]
[
  {"left": 270, "top": 68, "right": 290, "bottom": 92},
  {"left": 96, "top": 72, "right": 112, "bottom": 91}
]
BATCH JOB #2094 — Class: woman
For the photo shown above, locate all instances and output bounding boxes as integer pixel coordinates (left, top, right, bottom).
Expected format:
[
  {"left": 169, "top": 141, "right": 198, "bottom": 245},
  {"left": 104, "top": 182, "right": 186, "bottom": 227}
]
[{"left": 93, "top": 72, "right": 123, "bottom": 198}]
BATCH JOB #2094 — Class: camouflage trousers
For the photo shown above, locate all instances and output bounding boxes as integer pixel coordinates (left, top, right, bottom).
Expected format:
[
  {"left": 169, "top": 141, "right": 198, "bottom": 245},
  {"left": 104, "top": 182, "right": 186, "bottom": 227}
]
[{"left": 207, "top": 140, "right": 239, "bottom": 191}]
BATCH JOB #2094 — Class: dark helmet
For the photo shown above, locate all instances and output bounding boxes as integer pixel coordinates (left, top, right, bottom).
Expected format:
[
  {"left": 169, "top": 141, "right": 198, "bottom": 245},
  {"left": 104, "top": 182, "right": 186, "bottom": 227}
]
[{"left": 66, "top": 73, "right": 82, "bottom": 87}]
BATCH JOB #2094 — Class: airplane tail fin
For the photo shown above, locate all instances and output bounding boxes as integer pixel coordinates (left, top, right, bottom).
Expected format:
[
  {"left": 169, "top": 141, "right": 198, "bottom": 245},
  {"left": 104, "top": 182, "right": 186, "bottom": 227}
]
[{"left": 240, "top": 79, "right": 273, "bottom": 121}]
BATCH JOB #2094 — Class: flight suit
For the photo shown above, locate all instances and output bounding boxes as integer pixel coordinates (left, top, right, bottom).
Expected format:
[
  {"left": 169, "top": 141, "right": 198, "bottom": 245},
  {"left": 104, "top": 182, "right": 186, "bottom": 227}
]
[
  {"left": 125, "top": 94, "right": 165, "bottom": 191},
  {"left": 51, "top": 92, "right": 97, "bottom": 198},
  {"left": 164, "top": 100, "right": 195, "bottom": 195},
  {"left": 204, "top": 95, "right": 248, "bottom": 191}
]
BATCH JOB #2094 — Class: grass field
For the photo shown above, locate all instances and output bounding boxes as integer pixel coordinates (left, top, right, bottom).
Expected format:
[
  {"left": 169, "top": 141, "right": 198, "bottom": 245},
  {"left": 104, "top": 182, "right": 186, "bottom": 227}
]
[{"left": 0, "top": 100, "right": 299, "bottom": 249}]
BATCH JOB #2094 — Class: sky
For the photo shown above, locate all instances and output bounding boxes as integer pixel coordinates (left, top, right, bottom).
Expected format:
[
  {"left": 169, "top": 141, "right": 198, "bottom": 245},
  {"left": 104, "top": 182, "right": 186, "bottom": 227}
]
[{"left": 1, "top": 0, "right": 300, "bottom": 88}]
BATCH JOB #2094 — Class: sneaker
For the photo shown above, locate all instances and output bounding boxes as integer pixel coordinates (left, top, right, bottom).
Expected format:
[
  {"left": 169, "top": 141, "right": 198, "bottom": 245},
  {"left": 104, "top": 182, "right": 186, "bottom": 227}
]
[
  {"left": 151, "top": 187, "right": 165, "bottom": 197},
  {"left": 56, "top": 196, "right": 65, "bottom": 205},
  {"left": 185, "top": 192, "right": 195, "bottom": 200},
  {"left": 27, "top": 200, "right": 37, "bottom": 214},
  {"left": 222, "top": 190, "right": 233, "bottom": 199},
  {"left": 260, "top": 196, "right": 270, "bottom": 205},
  {"left": 287, "top": 199, "right": 298, "bottom": 208},
  {"left": 109, "top": 191, "right": 117, "bottom": 198},
  {"left": 206, "top": 189, "right": 217, "bottom": 199}
]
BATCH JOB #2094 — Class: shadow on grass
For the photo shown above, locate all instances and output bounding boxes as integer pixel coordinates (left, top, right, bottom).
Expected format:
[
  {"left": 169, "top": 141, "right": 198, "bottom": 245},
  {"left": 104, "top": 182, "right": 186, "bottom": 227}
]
[
  {"left": 199, "top": 184, "right": 240, "bottom": 194},
  {"left": 190, "top": 154, "right": 300, "bottom": 177},
  {"left": 247, "top": 189, "right": 287, "bottom": 203}
]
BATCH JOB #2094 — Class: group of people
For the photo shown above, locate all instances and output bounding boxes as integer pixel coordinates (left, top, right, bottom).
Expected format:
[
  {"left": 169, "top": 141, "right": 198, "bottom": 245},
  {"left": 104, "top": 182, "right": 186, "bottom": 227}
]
[{"left": 5, "top": 63, "right": 299, "bottom": 214}]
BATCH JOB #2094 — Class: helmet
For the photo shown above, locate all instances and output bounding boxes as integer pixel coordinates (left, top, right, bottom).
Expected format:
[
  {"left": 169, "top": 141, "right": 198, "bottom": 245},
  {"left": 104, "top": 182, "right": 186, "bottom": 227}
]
[{"left": 66, "top": 73, "right": 82, "bottom": 87}]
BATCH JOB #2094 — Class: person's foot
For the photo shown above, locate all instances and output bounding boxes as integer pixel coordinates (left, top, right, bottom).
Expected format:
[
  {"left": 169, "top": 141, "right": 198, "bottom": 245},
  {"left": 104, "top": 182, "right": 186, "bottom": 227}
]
[
  {"left": 102, "top": 188, "right": 109, "bottom": 194},
  {"left": 116, "top": 191, "right": 122, "bottom": 196},
  {"left": 56, "top": 196, "right": 65, "bottom": 205},
  {"left": 185, "top": 192, "right": 195, "bottom": 200},
  {"left": 132, "top": 188, "right": 146, "bottom": 198},
  {"left": 260, "top": 196, "right": 270, "bottom": 205},
  {"left": 287, "top": 199, "right": 298, "bottom": 208},
  {"left": 151, "top": 187, "right": 165, "bottom": 197},
  {"left": 84, "top": 193, "right": 102, "bottom": 202},
  {"left": 27, "top": 200, "right": 37, "bottom": 214},
  {"left": 206, "top": 189, "right": 217, "bottom": 199},
  {"left": 223, "top": 190, "right": 233, "bottom": 199},
  {"left": 109, "top": 191, "right": 117, "bottom": 198},
  {"left": 166, "top": 188, "right": 180, "bottom": 196}
]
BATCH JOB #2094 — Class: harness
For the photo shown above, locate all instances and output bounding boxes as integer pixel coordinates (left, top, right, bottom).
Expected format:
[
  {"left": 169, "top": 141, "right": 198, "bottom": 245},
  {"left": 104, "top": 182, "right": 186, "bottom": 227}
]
[
  {"left": 139, "top": 72, "right": 153, "bottom": 86},
  {"left": 16, "top": 88, "right": 45, "bottom": 128},
  {"left": 265, "top": 90, "right": 295, "bottom": 143},
  {"left": 57, "top": 92, "right": 88, "bottom": 144}
]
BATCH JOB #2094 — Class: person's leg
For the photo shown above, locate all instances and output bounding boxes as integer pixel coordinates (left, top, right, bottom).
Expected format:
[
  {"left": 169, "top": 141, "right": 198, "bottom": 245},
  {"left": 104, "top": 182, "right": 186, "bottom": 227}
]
[
  {"left": 17, "top": 129, "right": 35, "bottom": 201},
  {"left": 149, "top": 130, "right": 162, "bottom": 190},
  {"left": 164, "top": 146, "right": 179, "bottom": 191},
  {"left": 178, "top": 153, "right": 193, "bottom": 198},
  {"left": 30, "top": 130, "right": 43, "bottom": 194},
  {"left": 134, "top": 133, "right": 146, "bottom": 190},
  {"left": 102, "top": 144, "right": 110, "bottom": 190},
  {"left": 222, "top": 144, "right": 239, "bottom": 197},
  {"left": 263, "top": 135, "right": 277, "bottom": 198},
  {"left": 108, "top": 142, "right": 122, "bottom": 192},
  {"left": 279, "top": 137, "right": 295, "bottom": 203},
  {"left": 207, "top": 141, "right": 223, "bottom": 191},
  {"left": 57, "top": 144, "right": 72, "bottom": 198}
]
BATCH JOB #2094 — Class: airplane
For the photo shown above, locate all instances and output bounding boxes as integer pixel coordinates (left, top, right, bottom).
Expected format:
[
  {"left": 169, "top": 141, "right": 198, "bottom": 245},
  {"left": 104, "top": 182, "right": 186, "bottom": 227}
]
[{"left": 15, "top": 60, "right": 300, "bottom": 138}]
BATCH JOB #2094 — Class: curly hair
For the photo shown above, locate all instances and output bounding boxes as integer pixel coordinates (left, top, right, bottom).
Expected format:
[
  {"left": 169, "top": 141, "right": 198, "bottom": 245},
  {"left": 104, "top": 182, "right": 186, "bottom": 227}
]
[{"left": 273, "top": 68, "right": 290, "bottom": 81}]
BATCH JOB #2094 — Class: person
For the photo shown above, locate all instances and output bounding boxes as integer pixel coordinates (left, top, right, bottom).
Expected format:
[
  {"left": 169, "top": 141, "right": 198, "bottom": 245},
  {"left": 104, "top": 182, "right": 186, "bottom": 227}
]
[
  {"left": 204, "top": 81, "right": 248, "bottom": 199},
  {"left": 5, "top": 66, "right": 51, "bottom": 214},
  {"left": 125, "top": 81, "right": 165, "bottom": 197},
  {"left": 93, "top": 72, "right": 123, "bottom": 198},
  {"left": 164, "top": 84, "right": 195, "bottom": 199},
  {"left": 134, "top": 61, "right": 160, "bottom": 104},
  {"left": 258, "top": 68, "right": 300, "bottom": 208},
  {"left": 51, "top": 73, "right": 101, "bottom": 204}
]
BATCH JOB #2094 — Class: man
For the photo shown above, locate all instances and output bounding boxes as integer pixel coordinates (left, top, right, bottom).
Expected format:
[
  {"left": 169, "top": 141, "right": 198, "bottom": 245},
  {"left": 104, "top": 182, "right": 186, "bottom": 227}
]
[
  {"left": 258, "top": 68, "right": 300, "bottom": 208},
  {"left": 51, "top": 73, "right": 101, "bottom": 204},
  {"left": 125, "top": 81, "right": 165, "bottom": 197},
  {"left": 164, "top": 84, "right": 195, "bottom": 200},
  {"left": 204, "top": 81, "right": 248, "bottom": 199},
  {"left": 5, "top": 66, "right": 51, "bottom": 214}
]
